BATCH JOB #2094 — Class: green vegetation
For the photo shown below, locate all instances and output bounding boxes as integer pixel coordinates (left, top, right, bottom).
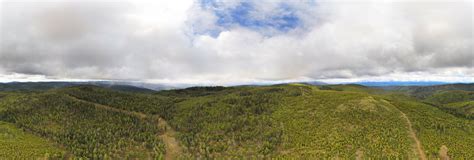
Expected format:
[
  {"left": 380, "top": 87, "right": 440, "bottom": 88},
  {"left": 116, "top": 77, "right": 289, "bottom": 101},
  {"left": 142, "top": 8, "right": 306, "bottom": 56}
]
[
  {"left": 444, "top": 101, "right": 474, "bottom": 119},
  {"left": 0, "top": 83, "right": 473, "bottom": 159},
  {"left": 165, "top": 86, "right": 291, "bottom": 158},
  {"left": 388, "top": 83, "right": 474, "bottom": 99},
  {"left": 273, "top": 90, "right": 414, "bottom": 159},
  {"left": 422, "top": 90, "right": 474, "bottom": 119},
  {"left": 318, "top": 84, "right": 377, "bottom": 93},
  {"left": 0, "top": 121, "right": 65, "bottom": 159},
  {"left": 389, "top": 95, "right": 474, "bottom": 159},
  {"left": 0, "top": 92, "right": 165, "bottom": 159},
  {"left": 426, "top": 90, "right": 474, "bottom": 104},
  {"left": 60, "top": 85, "right": 175, "bottom": 116}
]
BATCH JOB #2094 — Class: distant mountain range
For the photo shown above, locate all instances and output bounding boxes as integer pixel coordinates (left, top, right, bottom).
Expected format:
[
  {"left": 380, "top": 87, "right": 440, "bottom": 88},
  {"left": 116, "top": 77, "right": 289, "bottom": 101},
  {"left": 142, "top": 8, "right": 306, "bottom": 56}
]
[{"left": 0, "top": 81, "right": 471, "bottom": 92}]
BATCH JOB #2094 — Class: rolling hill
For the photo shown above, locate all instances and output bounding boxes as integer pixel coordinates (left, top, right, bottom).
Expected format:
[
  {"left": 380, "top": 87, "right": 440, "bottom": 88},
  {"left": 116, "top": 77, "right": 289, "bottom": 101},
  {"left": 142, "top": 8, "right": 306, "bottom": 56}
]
[{"left": 0, "top": 83, "right": 473, "bottom": 159}]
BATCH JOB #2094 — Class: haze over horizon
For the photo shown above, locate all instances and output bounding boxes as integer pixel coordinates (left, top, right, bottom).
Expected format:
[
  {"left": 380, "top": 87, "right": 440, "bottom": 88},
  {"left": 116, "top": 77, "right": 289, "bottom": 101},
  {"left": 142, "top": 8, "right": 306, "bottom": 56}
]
[{"left": 1, "top": 0, "right": 473, "bottom": 85}]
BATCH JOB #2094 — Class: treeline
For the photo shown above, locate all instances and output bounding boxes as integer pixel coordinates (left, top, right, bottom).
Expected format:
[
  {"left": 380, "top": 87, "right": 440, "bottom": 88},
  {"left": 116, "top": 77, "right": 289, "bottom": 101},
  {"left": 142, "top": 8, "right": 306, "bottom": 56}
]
[{"left": 156, "top": 86, "right": 230, "bottom": 97}]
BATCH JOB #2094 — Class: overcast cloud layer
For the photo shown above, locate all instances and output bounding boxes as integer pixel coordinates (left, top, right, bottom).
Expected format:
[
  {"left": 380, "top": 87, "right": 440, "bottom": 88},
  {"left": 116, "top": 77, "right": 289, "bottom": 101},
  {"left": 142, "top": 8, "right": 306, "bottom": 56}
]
[{"left": 0, "top": 0, "right": 473, "bottom": 84}]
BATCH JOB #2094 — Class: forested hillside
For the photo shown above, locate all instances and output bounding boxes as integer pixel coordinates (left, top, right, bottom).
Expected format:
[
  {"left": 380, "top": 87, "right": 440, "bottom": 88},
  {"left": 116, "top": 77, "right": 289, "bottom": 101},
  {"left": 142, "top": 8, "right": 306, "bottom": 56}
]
[
  {"left": 0, "top": 83, "right": 473, "bottom": 159},
  {"left": 0, "top": 92, "right": 166, "bottom": 159},
  {"left": 423, "top": 90, "right": 474, "bottom": 119}
]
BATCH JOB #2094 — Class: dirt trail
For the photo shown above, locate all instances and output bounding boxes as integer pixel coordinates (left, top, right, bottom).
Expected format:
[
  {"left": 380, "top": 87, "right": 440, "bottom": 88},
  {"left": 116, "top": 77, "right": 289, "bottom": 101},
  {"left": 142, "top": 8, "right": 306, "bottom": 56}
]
[
  {"left": 386, "top": 101, "right": 427, "bottom": 160},
  {"left": 156, "top": 116, "right": 183, "bottom": 160},
  {"left": 399, "top": 110, "right": 427, "bottom": 160},
  {"left": 66, "top": 95, "right": 183, "bottom": 160},
  {"left": 439, "top": 145, "right": 450, "bottom": 160}
]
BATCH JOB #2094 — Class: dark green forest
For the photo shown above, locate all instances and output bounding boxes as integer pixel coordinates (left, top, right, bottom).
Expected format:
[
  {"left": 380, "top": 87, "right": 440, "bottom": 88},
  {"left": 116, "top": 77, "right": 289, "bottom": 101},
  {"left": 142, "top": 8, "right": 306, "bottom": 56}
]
[{"left": 0, "top": 83, "right": 473, "bottom": 159}]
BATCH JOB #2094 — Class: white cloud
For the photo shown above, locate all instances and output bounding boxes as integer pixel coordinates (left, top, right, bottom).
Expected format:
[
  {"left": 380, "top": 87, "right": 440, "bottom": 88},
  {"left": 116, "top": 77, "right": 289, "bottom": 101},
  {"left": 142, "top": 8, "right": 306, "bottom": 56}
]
[{"left": 0, "top": 0, "right": 472, "bottom": 84}]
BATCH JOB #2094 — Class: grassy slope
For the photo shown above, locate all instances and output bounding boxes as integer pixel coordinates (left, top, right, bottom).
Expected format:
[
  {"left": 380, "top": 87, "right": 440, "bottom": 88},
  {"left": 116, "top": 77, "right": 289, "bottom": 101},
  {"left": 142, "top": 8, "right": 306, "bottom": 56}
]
[
  {"left": 273, "top": 88, "right": 414, "bottom": 158},
  {"left": 388, "top": 95, "right": 474, "bottom": 159},
  {"left": 0, "top": 95, "right": 65, "bottom": 159},
  {"left": 0, "top": 122, "right": 66, "bottom": 159}
]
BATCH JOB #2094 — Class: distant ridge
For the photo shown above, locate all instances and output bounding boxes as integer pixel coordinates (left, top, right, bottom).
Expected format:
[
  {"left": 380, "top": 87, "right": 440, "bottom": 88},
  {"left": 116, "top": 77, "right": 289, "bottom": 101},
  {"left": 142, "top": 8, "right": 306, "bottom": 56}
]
[
  {"left": 0, "top": 81, "right": 169, "bottom": 92},
  {"left": 301, "top": 81, "right": 327, "bottom": 85},
  {"left": 355, "top": 81, "right": 451, "bottom": 86}
]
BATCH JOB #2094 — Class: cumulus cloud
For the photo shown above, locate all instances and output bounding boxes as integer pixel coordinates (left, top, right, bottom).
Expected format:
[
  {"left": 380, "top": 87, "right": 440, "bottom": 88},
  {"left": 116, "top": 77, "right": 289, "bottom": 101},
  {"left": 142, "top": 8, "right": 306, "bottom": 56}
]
[{"left": 0, "top": 0, "right": 472, "bottom": 84}]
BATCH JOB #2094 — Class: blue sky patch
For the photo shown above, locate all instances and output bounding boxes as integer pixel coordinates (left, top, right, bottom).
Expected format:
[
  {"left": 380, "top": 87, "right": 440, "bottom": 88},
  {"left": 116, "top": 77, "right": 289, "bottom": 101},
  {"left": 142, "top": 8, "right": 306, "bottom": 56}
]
[{"left": 198, "top": 0, "right": 301, "bottom": 37}]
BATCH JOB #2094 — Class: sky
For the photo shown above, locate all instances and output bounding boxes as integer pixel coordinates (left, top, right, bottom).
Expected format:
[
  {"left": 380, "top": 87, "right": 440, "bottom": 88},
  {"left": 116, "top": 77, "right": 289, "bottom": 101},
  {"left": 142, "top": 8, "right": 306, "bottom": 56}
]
[{"left": 0, "top": 0, "right": 473, "bottom": 85}]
